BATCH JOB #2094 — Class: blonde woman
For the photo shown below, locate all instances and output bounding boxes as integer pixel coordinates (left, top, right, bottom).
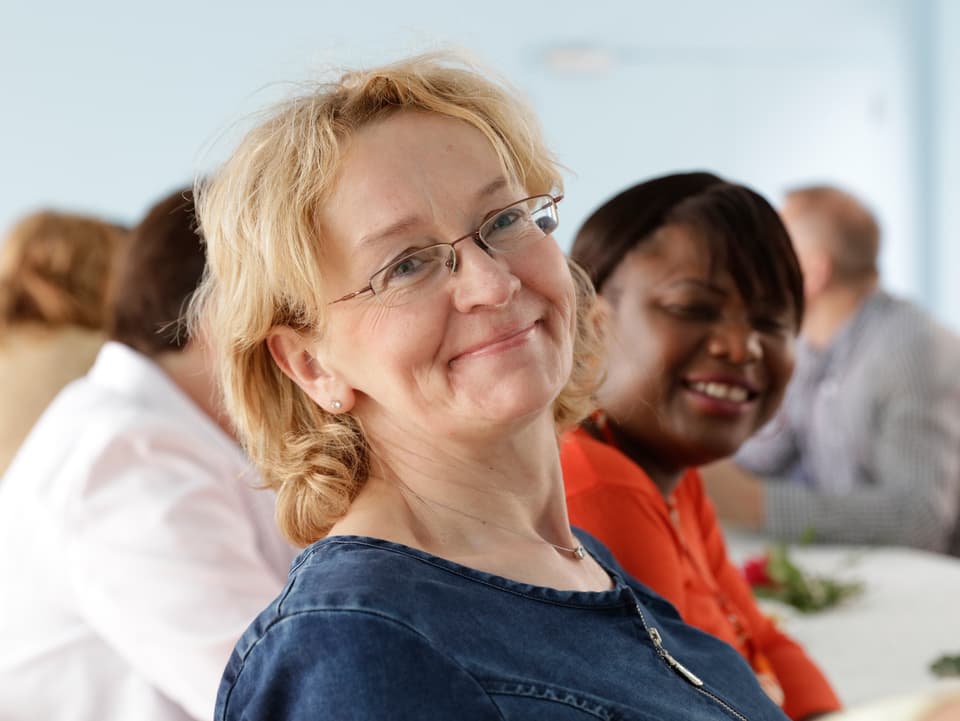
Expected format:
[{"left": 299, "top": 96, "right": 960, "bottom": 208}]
[{"left": 196, "top": 54, "right": 790, "bottom": 721}]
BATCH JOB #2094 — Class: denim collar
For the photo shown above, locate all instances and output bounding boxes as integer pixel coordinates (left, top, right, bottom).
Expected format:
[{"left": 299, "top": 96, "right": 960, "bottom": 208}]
[{"left": 291, "top": 533, "right": 641, "bottom": 609}]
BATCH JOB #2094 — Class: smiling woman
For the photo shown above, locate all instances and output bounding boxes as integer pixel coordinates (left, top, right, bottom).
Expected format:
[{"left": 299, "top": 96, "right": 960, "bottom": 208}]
[
  {"left": 191, "top": 55, "right": 792, "bottom": 721},
  {"left": 561, "top": 172, "right": 840, "bottom": 721}
]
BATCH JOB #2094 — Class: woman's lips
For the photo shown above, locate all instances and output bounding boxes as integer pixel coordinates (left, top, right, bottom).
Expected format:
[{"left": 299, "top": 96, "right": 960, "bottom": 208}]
[
  {"left": 451, "top": 321, "right": 538, "bottom": 362},
  {"left": 682, "top": 376, "right": 761, "bottom": 415}
]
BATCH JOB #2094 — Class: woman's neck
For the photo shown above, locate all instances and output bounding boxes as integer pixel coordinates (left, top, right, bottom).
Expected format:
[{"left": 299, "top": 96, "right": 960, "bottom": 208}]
[
  {"left": 366, "top": 416, "right": 570, "bottom": 539},
  {"left": 329, "top": 415, "right": 611, "bottom": 590},
  {"left": 595, "top": 418, "right": 685, "bottom": 497}
]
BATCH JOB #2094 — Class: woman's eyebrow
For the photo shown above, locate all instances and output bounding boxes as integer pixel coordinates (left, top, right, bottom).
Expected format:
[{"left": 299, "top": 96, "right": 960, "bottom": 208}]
[
  {"left": 475, "top": 176, "right": 511, "bottom": 201},
  {"left": 357, "top": 177, "right": 512, "bottom": 249},
  {"left": 358, "top": 216, "right": 424, "bottom": 250}
]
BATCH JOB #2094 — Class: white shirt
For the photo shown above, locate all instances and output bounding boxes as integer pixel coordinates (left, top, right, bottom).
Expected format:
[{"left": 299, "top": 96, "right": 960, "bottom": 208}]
[{"left": 0, "top": 342, "right": 298, "bottom": 721}]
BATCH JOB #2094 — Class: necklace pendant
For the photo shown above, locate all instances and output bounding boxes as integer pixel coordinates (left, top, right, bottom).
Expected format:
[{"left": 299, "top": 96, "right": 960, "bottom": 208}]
[{"left": 573, "top": 544, "right": 586, "bottom": 560}]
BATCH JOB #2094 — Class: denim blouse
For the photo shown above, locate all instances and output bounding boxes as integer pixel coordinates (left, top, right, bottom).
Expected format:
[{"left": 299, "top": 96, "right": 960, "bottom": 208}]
[{"left": 217, "top": 533, "right": 788, "bottom": 720}]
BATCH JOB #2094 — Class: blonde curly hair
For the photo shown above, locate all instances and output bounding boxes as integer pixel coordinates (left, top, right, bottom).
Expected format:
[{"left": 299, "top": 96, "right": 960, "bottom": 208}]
[{"left": 193, "top": 53, "right": 602, "bottom": 547}]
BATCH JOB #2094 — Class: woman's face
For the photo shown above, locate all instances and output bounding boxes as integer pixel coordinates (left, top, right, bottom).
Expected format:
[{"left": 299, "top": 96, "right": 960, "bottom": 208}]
[
  {"left": 309, "top": 111, "right": 576, "bottom": 446},
  {"left": 597, "top": 223, "right": 796, "bottom": 470}
]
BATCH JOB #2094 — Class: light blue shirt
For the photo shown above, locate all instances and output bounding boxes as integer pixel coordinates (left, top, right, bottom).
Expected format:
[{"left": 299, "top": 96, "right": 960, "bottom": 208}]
[{"left": 737, "top": 291, "right": 960, "bottom": 553}]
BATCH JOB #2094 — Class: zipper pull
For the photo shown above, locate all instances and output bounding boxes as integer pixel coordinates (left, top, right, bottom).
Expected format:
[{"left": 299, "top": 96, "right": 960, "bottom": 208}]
[{"left": 648, "top": 627, "right": 704, "bottom": 687}]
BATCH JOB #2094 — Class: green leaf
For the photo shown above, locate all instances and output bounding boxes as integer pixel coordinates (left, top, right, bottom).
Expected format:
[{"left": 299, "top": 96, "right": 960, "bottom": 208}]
[
  {"left": 930, "top": 654, "right": 960, "bottom": 678},
  {"left": 751, "top": 543, "right": 863, "bottom": 613}
]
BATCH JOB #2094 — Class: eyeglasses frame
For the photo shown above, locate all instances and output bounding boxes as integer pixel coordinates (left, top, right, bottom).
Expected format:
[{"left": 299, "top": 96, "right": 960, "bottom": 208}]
[{"left": 329, "top": 193, "right": 564, "bottom": 306}]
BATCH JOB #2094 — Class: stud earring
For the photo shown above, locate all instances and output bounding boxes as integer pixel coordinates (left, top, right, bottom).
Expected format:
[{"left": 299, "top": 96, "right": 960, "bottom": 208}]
[{"left": 331, "top": 400, "right": 342, "bottom": 410}]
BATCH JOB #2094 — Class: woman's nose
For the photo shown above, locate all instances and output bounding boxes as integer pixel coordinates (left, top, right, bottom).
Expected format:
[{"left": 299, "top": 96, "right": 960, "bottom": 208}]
[
  {"left": 450, "top": 239, "right": 520, "bottom": 311},
  {"left": 707, "top": 319, "right": 763, "bottom": 364}
]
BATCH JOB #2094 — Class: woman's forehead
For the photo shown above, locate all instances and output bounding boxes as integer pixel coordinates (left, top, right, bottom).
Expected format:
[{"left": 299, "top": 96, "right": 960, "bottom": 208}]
[
  {"left": 621, "top": 225, "right": 792, "bottom": 307},
  {"left": 335, "top": 113, "right": 505, "bottom": 193},
  {"left": 322, "top": 113, "right": 518, "bottom": 243},
  {"left": 628, "top": 224, "right": 713, "bottom": 273}
]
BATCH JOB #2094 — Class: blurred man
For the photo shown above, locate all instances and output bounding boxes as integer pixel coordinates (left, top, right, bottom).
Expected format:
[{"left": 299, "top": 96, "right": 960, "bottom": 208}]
[
  {"left": 704, "top": 185, "right": 960, "bottom": 555},
  {"left": 0, "top": 188, "right": 297, "bottom": 720}
]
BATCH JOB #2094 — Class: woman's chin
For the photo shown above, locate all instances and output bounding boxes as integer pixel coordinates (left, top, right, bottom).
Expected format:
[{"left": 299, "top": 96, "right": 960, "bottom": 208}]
[
  {"left": 451, "top": 359, "right": 567, "bottom": 414},
  {"left": 678, "top": 430, "right": 750, "bottom": 466},
  {"left": 457, "top": 383, "right": 561, "bottom": 431}
]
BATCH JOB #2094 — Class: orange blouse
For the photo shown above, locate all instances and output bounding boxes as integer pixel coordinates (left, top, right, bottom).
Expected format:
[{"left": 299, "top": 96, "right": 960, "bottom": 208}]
[{"left": 561, "top": 427, "right": 841, "bottom": 721}]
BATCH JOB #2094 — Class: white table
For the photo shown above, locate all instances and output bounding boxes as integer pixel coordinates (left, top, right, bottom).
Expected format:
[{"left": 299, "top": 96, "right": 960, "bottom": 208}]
[{"left": 723, "top": 529, "right": 960, "bottom": 708}]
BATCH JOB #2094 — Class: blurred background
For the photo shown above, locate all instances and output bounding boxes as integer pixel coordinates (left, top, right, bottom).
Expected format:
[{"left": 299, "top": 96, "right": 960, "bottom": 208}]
[{"left": 2, "top": 0, "right": 957, "bottom": 328}]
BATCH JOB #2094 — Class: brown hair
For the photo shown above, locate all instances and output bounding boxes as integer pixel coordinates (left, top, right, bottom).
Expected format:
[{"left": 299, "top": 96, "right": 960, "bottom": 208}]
[
  {"left": 572, "top": 171, "right": 804, "bottom": 331},
  {"left": 107, "top": 187, "right": 205, "bottom": 356},
  {"left": 192, "top": 53, "right": 602, "bottom": 546},
  {"left": 0, "top": 211, "right": 127, "bottom": 329}
]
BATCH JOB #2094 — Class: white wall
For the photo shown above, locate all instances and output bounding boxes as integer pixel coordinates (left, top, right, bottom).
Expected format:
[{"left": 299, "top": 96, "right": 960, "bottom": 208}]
[
  {"left": 1, "top": 0, "right": 955, "bottom": 324},
  {"left": 935, "top": 0, "right": 960, "bottom": 330}
]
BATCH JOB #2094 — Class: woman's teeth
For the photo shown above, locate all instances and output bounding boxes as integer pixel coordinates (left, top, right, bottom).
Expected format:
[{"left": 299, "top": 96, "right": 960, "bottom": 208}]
[{"left": 689, "top": 381, "right": 749, "bottom": 403}]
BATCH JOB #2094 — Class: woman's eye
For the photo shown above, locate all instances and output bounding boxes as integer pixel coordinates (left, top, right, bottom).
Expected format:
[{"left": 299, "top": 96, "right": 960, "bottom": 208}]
[
  {"left": 752, "top": 316, "right": 789, "bottom": 334},
  {"left": 665, "top": 303, "right": 720, "bottom": 321},
  {"left": 385, "top": 255, "right": 428, "bottom": 282},
  {"left": 482, "top": 207, "right": 534, "bottom": 247},
  {"left": 488, "top": 209, "right": 523, "bottom": 233},
  {"left": 535, "top": 214, "right": 557, "bottom": 233}
]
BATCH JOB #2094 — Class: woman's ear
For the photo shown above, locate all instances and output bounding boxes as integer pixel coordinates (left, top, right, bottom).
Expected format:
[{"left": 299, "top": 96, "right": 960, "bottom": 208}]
[{"left": 267, "top": 327, "right": 354, "bottom": 414}]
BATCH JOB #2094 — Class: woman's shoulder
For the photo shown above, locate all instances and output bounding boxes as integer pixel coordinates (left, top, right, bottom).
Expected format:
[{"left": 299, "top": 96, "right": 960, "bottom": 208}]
[
  {"left": 246, "top": 535, "right": 510, "bottom": 629},
  {"left": 230, "top": 546, "right": 440, "bottom": 661},
  {"left": 218, "top": 575, "right": 501, "bottom": 721},
  {"left": 275, "top": 535, "right": 436, "bottom": 603},
  {"left": 224, "top": 538, "right": 436, "bottom": 674}
]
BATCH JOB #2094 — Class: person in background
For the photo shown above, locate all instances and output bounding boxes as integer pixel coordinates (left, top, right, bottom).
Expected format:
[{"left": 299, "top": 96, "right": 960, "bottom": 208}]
[
  {"left": 703, "top": 185, "right": 960, "bottom": 555},
  {"left": 194, "top": 55, "right": 790, "bottom": 720},
  {"left": 561, "top": 172, "right": 840, "bottom": 721},
  {"left": 0, "top": 210, "right": 127, "bottom": 475},
  {"left": 0, "top": 188, "right": 297, "bottom": 721}
]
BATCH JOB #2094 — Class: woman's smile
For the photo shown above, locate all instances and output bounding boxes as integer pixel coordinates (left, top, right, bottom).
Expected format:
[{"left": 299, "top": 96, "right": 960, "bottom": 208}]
[
  {"left": 681, "top": 372, "right": 761, "bottom": 416},
  {"left": 450, "top": 320, "right": 540, "bottom": 364},
  {"left": 682, "top": 378, "right": 760, "bottom": 416}
]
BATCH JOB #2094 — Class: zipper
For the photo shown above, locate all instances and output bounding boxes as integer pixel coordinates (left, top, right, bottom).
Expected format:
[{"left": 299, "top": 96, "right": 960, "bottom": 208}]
[
  {"left": 647, "top": 627, "right": 703, "bottom": 686},
  {"left": 635, "top": 603, "right": 750, "bottom": 721},
  {"left": 693, "top": 685, "right": 751, "bottom": 721}
]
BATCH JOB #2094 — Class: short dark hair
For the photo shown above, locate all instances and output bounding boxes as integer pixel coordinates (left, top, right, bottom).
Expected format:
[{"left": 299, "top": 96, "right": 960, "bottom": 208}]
[
  {"left": 571, "top": 171, "right": 804, "bottom": 330},
  {"left": 106, "top": 187, "right": 205, "bottom": 355}
]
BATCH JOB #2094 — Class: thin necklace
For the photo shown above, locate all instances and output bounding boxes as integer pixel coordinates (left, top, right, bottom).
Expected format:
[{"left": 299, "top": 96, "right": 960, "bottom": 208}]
[{"left": 395, "top": 480, "right": 587, "bottom": 561}]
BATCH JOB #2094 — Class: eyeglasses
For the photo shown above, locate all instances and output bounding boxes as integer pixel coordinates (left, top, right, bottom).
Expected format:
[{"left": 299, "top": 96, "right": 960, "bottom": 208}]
[{"left": 330, "top": 193, "right": 563, "bottom": 308}]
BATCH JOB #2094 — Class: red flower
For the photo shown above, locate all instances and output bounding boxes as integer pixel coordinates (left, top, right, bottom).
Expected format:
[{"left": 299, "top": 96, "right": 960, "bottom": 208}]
[{"left": 743, "top": 554, "right": 776, "bottom": 588}]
